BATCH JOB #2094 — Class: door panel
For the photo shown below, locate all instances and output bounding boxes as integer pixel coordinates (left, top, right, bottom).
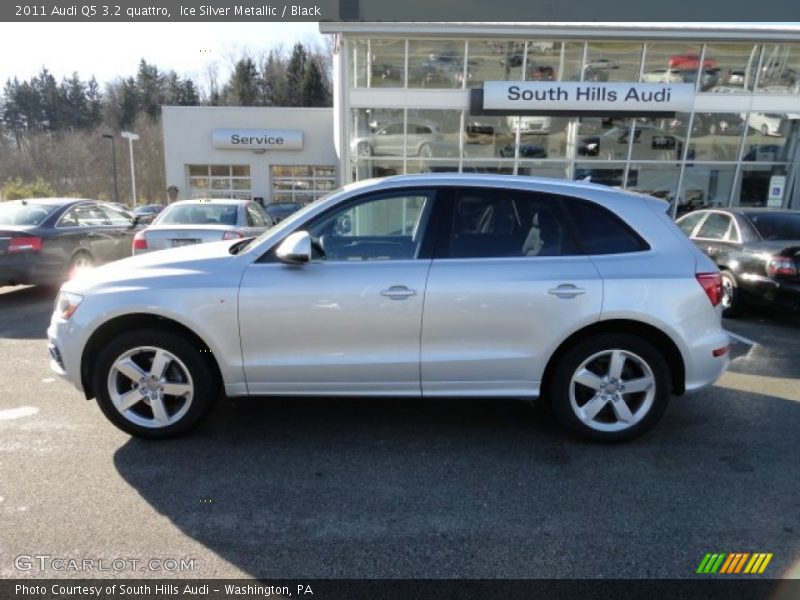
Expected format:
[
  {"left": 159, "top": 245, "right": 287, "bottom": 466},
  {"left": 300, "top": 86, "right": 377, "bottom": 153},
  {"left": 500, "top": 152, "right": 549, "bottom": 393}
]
[
  {"left": 420, "top": 187, "right": 603, "bottom": 396},
  {"left": 421, "top": 256, "right": 602, "bottom": 395},
  {"left": 239, "top": 260, "right": 430, "bottom": 394}
]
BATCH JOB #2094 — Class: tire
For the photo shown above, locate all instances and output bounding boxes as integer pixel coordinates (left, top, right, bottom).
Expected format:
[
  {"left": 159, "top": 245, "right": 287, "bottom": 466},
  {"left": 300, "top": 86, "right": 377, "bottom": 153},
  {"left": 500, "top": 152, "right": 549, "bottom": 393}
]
[
  {"left": 548, "top": 334, "right": 671, "bottom": 442},
  {"left": 68, "top": 251, "right": 94, "bottom": 279},
  {"left": 357, "top": 142, "right": 373, "bottom": 158},
  {"left": 720, "top": 270, "right": 744, "bottom": 318},
  {"left": 761, "top": 124, "right": 769, "bottom": 136},
  {"left": 92, "top": 329, "right": 218, "bottom": 438},
  {"left": 418, "top": 143, "right": 433, "bottom": 159}
]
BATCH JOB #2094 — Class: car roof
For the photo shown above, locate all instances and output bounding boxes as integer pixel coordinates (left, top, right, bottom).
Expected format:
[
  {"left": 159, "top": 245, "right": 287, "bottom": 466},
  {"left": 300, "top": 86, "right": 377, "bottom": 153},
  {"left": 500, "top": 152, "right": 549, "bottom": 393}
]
[
  {"left": 343, "top": 173, "right": 661, "bottom": 207},
  {"left": 168, "top": 199, "right": 249, "bottom": 206},
  {"left": 7, "top": 198, "right": 100, "bottom": 206},
  {"left": 687, "top": 207, "right": 799, "bottom": 215}
]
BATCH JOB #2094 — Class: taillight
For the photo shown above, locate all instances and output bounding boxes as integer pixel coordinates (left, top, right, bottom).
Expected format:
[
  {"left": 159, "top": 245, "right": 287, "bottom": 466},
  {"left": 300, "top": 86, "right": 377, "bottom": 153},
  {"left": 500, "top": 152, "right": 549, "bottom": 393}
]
[
  {"left": 767, "top": 256, "right": 797, "bottom": 277},
  {"left": 222, "top": 230, "right": 244, "bottom": 240},
  {"left": 132, "top": 231, "right": 147, "bottom": 250},
  {"left": 8, "top": 236, "right": 42, "bottom": 253},
  {"left": 696, "top": 272, "right": 723, "bottom": 307}
]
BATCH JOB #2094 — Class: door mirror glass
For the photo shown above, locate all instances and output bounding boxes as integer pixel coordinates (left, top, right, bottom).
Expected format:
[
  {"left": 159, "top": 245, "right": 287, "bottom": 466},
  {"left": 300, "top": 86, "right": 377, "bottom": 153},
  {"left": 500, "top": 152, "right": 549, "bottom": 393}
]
[{"left": 276, "top": 231, "right": 312, "bottom": 264}]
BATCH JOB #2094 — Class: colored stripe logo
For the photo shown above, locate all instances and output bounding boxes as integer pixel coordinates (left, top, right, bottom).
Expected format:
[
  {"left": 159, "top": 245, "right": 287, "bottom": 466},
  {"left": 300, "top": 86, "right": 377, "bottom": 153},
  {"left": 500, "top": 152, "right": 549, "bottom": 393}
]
[{"left": 697, "top": 552, "right": 773, "bottom": 574}]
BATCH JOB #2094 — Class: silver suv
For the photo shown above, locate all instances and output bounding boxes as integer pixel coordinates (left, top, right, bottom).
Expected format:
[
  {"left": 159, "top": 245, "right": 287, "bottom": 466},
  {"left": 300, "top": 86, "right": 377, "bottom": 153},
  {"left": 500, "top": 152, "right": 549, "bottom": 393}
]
[{"left": 48, "top": 175, "right": 729, "bottom": 442}]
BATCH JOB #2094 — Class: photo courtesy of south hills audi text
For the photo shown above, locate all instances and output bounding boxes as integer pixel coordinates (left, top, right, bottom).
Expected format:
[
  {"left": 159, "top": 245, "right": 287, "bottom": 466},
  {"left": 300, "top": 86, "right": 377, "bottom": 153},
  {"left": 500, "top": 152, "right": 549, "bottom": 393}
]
[{"left": 14, "top": 584, "right": 315, "bottom": 597}]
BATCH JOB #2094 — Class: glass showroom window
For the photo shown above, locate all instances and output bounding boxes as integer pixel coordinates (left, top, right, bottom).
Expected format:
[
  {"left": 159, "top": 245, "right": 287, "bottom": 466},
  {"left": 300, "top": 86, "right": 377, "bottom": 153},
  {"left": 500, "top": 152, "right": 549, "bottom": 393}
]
[
  {"left": 627, "top": 163, "right": 681, "bottom": 204},
  {"left": 270, "top": 166, "right": 336, "bottom": 205},
  {"left": 701, "top": 43, "right": 760, "bottom": 93},
  {"left": 408, "top": 39, "right": 466, "bottom": 89},
  {"left": 576, "top": 117, "right": 633, "bottom": 161},
  {"left": 678, "top": 164, "right": 737, "bottom": 213},
  {"left": 682, "top": 112, "right": 747, "bottom": 162},
  {"left": 465, "top": 40, "right": 526, "bottom": 88},
  {"left": 640, "top": 43, "right": 702, "bottom": 88},
  {"left": 187, "top": 165, "right": 251, "bottom": 200},
  {"left": 351, "top": 38, "right": 406, "bottom": 88},
  {"left": 756, "top": 44, "right": 800, "bottom": 94},
  {"left": 734, "top": 164, "right": 789, "bottom": 207},
  {"left": 584, "top": 42, "right": 643, "bottom": 83}
]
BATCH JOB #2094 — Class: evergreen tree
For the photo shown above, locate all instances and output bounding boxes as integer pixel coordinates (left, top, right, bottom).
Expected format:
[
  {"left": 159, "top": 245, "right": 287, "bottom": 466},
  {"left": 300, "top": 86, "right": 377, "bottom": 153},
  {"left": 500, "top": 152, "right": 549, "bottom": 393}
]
[
  {"left": 286, "top": 43, "right": 308, "bottom": 106},
  {"left": 301, "top": 59, "right": 330, "bottom": 107},
  {"left": 86, "top": 76, "right": 103, "bottom": 129},
  {"left": 226, "top": 58, "right": 260, "bottom": 106},
  {"left": 136, "top": 59, "right": 163, "bottom": 120}
]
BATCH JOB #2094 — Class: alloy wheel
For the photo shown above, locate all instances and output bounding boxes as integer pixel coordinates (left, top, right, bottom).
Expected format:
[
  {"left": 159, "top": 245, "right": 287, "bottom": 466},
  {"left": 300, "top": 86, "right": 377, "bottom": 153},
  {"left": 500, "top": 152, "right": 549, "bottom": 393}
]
[
  {"left": 569, "top": 349, "right": 656, "bottom": 433},
  {"left": 106, "top": 346, "right": 194, "bottom": 429}
]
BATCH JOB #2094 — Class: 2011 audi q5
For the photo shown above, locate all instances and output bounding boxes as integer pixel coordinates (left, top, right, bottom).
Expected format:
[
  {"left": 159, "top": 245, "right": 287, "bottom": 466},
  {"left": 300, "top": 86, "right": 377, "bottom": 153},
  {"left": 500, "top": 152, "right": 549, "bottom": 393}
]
[{"left": 47, "top": 175, "right": 730, "bottom": 442}]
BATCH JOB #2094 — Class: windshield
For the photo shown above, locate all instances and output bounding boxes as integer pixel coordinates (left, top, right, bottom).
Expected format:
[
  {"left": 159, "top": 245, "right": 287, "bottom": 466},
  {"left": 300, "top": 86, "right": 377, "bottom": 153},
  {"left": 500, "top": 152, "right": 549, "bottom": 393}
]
[
  {"left": 0, "top": 202, "right": 59, "bottom": 226},
  {"left": 748, "top": 212, "right": 800, "bottom": 241},
  {"left": 157, "top": 203, "right": 239, "bottom": 226}
]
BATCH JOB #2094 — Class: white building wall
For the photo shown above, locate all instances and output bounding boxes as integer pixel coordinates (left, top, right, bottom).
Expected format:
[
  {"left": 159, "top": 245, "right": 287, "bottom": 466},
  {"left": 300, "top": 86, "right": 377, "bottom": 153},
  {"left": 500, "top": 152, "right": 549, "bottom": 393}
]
[{"left": 162, "top": 106, "right": 337, "bottom": 202}]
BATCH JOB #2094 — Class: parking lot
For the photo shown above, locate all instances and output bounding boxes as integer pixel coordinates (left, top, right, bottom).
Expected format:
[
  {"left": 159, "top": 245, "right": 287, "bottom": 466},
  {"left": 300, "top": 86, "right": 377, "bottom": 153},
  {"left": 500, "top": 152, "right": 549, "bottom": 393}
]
[{"left": 1, "top": 283, "right": 798, "bottom": 580}]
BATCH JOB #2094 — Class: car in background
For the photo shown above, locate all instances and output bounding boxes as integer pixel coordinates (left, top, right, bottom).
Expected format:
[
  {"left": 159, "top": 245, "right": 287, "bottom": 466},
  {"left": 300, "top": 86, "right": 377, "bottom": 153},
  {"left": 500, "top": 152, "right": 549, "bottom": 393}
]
[
  {"left": 508, "top": 116, "right": 552, "bottom": 134},
  {"left": 744, "top": 112, "right": 797, "bottom": 136},
  {"left": 133, "top": 204, "right": 165, "bottom": 225},
  {"left": 579, "top": 125, "right": 681, "bottom": 160},
  {"left": 663, "top": 113, "right": 745, "bottom": 137},
  {"left": 351, "top": 118, "right": 443, "bottom": 158},
  {"left": 498, "top": 142, "right": 548, "bottom": 158},
  {"left": 265, "top": 201, "right": 304, "bottom": 224},
  {"left": 0, "top": 198, "right": 136, "bottom": 285},
  {"left": 680, "top": 67, "right": 720, "bottom": 91},
  {"left": 677, "top": 208, "right": 800, "bottom": 317},
  {"left": 132, "top": 199, "right": 271, "bottom": 255},
  {"left": 641, "top": 68, "right": 684, "bottom": 83},
  {"left": 48, "top": 174, "right": 729, "bottom": 442},
  {"left": 668, "top": 53, "right": 718, "bottom": 70}
]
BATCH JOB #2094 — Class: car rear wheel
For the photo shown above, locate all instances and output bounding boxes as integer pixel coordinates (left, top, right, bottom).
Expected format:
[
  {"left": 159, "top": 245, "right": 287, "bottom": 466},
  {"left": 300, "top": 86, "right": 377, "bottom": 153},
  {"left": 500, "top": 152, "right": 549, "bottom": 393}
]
[
  {"left": 761, "top": 124, "right": 769, "bottom": 136},
  {"left": 548, "top": 334, "right": 671, "bottom": 442},
  {"left": 93, "top": 329, "right": 217, "bottom": 438},
  {"left": 720, "top": 270, "right": 744, "bottom": 318}
]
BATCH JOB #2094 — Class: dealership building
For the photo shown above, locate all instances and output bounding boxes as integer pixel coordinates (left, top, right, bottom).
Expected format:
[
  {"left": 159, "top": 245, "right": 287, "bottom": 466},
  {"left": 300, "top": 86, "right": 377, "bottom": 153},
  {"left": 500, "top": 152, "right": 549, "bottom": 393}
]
[{"left": 164, "top": 23, "right": 800, "bottom": 211}]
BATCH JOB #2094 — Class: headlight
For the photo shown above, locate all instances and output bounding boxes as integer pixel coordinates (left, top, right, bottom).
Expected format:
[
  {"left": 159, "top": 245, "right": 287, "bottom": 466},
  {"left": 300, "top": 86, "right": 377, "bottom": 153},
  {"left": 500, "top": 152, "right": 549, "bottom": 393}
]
[{"left": 56, "top": 292, "right": 83, "bottom": 320}]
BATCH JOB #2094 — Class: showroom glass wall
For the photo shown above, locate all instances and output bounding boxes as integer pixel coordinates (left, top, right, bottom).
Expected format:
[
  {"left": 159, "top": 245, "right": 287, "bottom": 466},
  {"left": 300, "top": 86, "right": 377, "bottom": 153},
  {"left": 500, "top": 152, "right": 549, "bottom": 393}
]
[{"left": 346, "top": 37, "right": 800, "bottom": 211}]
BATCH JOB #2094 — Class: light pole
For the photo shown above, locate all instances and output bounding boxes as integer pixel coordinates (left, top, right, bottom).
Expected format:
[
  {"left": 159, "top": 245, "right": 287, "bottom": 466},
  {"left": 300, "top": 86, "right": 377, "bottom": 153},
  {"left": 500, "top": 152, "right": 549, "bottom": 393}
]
[
  {"left": 101, "top": 133, "right": 119, "bottom": 204},
  {"left": 120, "top": 131, "right": 139, "bottom": 206}
]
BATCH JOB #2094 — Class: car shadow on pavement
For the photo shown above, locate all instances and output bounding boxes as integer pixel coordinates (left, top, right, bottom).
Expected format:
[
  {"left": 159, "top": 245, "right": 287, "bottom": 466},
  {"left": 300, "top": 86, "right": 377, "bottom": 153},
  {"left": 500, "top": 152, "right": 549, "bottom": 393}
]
[
  {"left": 113, "top": 392, "right": 800, "bottom": 578},
  {"left": 0, "top": 285, "right": 58, "bottom": 340}
]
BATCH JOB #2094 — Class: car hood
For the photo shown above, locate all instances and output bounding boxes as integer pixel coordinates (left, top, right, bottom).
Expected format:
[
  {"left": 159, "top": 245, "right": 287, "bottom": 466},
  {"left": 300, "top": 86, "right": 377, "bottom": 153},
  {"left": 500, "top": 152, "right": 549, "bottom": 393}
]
[{"left": 63, "top": 239, "right": 244, "bottom": 293}]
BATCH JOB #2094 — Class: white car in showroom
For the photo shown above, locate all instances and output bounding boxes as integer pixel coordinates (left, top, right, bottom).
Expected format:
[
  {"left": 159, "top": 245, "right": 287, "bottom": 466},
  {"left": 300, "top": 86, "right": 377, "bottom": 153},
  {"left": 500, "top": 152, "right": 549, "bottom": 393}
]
[{"left": 48, "top": 174, "right": 729, "bottom": 442}]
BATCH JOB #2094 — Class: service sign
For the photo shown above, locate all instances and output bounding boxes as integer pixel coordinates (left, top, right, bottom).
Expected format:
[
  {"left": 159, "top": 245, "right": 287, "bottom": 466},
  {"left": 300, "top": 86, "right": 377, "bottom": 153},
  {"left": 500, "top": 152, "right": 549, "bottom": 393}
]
[
  {"left": 212, "top": 129, "right": 303, "bottom": 150},
  {"left": 483, "top": 81, "right": 695, "bottom": 113}
]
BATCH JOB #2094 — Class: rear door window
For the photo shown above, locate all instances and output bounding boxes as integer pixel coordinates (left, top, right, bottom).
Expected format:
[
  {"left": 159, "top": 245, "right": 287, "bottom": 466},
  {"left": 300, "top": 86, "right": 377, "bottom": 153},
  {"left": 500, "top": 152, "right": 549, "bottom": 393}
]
[{"left": 694, "top": 213, "right": 732, "bottom": 241}]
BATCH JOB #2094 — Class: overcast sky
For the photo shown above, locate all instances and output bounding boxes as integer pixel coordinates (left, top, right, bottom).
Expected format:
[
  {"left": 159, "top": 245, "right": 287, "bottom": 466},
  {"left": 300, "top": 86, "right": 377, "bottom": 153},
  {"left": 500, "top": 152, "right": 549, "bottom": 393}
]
[{"left": 0, "top": 22, "right": 324, "bottom": 87}]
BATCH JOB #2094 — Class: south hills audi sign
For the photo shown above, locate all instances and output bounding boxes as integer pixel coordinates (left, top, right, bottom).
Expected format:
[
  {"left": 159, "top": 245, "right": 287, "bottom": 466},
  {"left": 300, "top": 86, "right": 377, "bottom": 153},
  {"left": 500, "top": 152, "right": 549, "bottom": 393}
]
[{"left": 475, "top": 81, "right": 695, "bottom": 115}]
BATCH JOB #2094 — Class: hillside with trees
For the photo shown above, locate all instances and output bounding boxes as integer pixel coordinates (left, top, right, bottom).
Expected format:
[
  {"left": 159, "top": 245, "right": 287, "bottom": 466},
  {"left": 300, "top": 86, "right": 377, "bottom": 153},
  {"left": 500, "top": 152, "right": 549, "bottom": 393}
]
[{"left": 0, "top": 41, "right": 332, "bottom": 203}]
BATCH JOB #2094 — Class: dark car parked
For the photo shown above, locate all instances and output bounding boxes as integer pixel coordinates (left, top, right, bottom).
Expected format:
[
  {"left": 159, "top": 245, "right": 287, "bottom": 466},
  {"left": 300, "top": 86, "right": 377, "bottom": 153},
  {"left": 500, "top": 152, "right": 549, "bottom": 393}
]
[
  {"left": 0, "top": 198, "right": 137, "bottom": 286},
  {"left": 677, "top": 208, "right": 800, "bottom": 317},
  {"left": 264, "top": 201, "right": 303, "bottom": 223},
  {"left": 132, "top": 204, "right": 165, "bottom": 225}
]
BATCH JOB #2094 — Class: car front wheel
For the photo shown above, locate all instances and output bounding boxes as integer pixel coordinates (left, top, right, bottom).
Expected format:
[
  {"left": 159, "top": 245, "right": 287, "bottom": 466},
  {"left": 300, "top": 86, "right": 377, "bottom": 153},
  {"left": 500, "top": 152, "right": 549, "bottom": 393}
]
[
  {"left": 93, "top": 329, "right": 217, "bottom": 438},
  {"left": 548, "top": 334, "right": 671, "bottom": 442}
]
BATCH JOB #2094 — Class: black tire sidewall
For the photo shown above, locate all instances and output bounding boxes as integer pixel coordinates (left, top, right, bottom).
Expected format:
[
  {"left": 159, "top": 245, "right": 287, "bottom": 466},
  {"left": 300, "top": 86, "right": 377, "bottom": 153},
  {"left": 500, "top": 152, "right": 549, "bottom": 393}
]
[
  {"left": 92, "top": 329, "right": 216, "bottom": 438},
  {"left": 720, "top": 271, "right": 743, "bottom": 318},
  {"left": 548, "top": 333, "right": 672, "bottom": 443}
]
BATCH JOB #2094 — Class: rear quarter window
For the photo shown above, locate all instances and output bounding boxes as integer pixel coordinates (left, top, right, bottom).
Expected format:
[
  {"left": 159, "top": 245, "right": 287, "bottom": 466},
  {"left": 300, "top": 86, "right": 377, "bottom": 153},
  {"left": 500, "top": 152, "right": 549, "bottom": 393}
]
[{"left": 565, "top": 199, "right": 650, "bottom": 255}]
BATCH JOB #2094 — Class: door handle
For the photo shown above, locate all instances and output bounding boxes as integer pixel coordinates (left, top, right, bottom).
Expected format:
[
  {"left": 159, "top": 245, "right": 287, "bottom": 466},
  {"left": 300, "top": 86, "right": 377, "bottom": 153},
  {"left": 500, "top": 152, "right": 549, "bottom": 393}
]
[
  {"left": 548, "top": 284, "right": 586, "bottom": 299},
  {"left": 381, "top": 285, "right": 417, "bottom": 300}
]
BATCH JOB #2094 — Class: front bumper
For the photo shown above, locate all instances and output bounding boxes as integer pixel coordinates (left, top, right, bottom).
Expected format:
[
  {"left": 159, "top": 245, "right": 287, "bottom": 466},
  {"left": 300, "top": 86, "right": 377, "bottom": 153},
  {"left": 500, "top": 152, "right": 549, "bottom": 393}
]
[{"left": 47, "top": 313, "right": 86, "bottom": 394}]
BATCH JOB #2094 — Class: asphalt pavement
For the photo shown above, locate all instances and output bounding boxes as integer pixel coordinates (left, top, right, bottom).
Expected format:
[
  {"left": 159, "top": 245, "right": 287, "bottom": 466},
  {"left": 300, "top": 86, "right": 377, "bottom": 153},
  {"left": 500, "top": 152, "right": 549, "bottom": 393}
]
[{"left": 0, "top": 284, "right": 798, "bottom": 579}]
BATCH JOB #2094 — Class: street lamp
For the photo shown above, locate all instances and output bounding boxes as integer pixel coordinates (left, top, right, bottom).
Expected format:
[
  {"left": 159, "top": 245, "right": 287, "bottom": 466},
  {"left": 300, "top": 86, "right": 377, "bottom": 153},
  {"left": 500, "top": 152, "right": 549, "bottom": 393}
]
[
  {"left": 120, "top": 131, "right": 140, "bottom": 206},
  {"left": 101, "top": 133, "right": 119, "bottom": 204}
]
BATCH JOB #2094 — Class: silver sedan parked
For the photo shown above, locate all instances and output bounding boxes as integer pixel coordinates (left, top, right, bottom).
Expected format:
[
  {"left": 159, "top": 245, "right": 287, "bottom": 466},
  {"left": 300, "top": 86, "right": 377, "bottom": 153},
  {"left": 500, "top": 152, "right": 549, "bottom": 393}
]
[
  {"left": 48, "top": 174, "right": 729, "bottom": 442},
  {"left": 132, "top": 198, "right": 272, "bottom": 254}
]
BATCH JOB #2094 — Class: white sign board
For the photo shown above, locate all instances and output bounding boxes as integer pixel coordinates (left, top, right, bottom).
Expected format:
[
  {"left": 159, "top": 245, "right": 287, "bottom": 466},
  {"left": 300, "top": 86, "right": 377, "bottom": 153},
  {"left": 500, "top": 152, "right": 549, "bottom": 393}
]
[
  {"left": 483, "top": 81, "right": 695, "bottom": 113},
  {"left": 767, "top": 175, "right": 786, "bottom": 207},
  {"left": 212, "top": 129, "right": 303, "bottom": 150}
]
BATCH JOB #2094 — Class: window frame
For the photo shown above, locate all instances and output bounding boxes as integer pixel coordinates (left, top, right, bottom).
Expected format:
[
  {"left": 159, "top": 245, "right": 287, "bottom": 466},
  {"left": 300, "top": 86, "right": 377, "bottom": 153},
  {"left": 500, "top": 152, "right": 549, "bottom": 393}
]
[{"left": 258, "top": 187, "right": 443, "bottom": 264}]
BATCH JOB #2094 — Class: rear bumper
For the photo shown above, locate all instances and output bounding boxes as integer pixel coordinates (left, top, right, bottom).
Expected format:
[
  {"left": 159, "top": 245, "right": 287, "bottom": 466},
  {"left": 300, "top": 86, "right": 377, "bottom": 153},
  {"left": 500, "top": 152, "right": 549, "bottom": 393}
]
[
  {"left": 0, "top": 255, "right": 59, "bottom": 285},
  {"left": 742, "top": 277, "right": 800, "bottom": 310},
  {"left": 673, "top": 309, "right": 730, "bottom": 393}
]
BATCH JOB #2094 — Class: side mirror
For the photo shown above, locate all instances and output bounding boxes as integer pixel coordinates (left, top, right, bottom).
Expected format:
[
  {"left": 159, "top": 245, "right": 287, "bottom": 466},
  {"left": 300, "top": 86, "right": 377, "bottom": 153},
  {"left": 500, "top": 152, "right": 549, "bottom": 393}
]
[
  {"left": 276, "top": 231, "right": 312, "bottom": 265},
  {"left": 131, "top": 215, "right": 141, "bottom": 228}
]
